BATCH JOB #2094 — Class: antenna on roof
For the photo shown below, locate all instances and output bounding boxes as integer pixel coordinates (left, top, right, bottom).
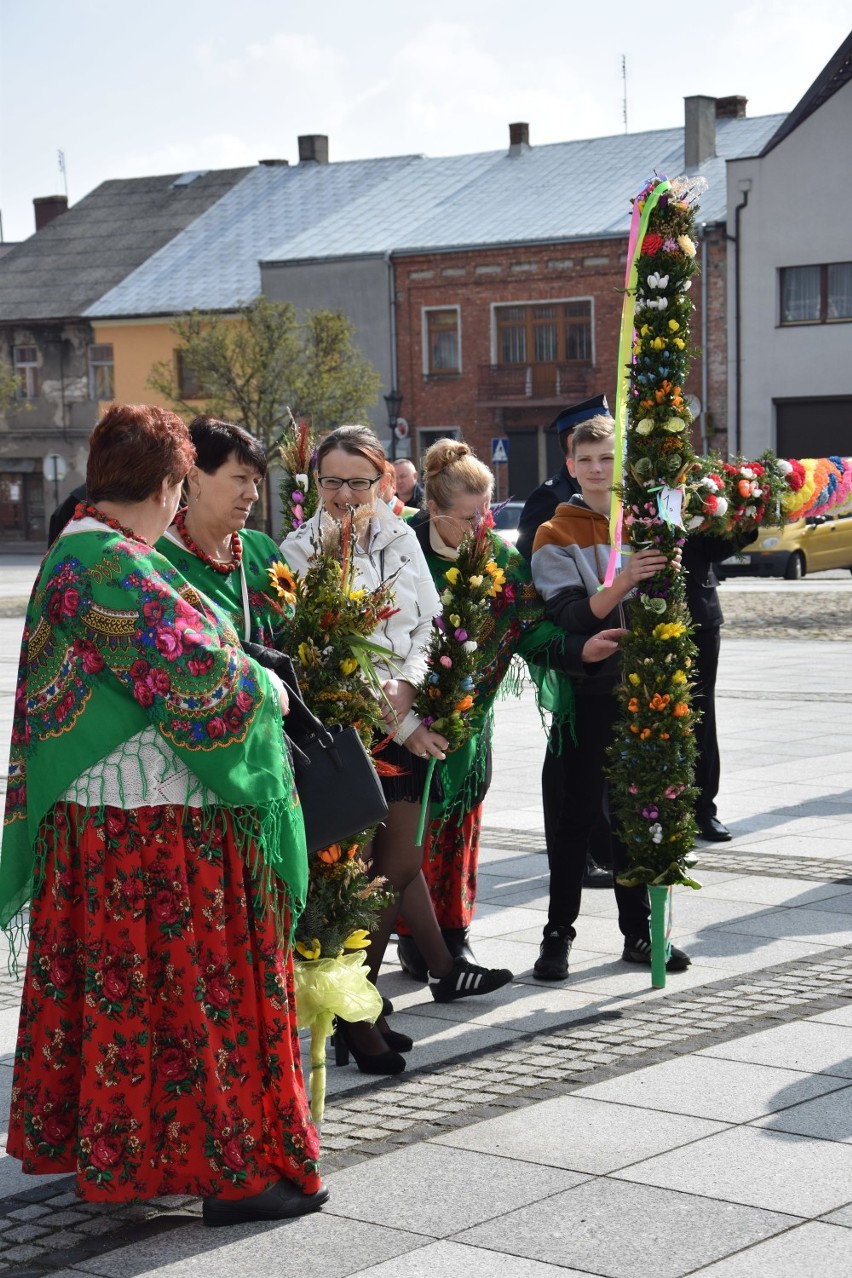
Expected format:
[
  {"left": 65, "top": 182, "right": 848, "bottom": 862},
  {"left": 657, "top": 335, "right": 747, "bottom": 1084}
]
[
  {"left": 621, "top": 56, "right": 628, "bottom": 133},
  {"left": 58, "top": 149, "right": 68, "bottom": 199}
]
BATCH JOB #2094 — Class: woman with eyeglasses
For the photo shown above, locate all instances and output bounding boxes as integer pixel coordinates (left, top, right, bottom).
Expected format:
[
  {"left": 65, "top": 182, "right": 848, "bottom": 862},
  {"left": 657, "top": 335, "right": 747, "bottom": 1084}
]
[
  {"left": 394, "top": 438, "right": 620, "bottom": 983},
  {"left": 282, "top": 426, "right": 513, "bottom": 1076}
]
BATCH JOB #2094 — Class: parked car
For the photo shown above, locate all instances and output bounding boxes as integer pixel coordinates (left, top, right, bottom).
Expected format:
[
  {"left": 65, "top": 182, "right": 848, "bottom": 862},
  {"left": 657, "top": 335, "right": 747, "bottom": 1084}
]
[
  {"left": 490, "top": 500, "right": 525, "bottom": 546},
  {"left": 719, "top": 508, "right": 852, "bottom": 579}
]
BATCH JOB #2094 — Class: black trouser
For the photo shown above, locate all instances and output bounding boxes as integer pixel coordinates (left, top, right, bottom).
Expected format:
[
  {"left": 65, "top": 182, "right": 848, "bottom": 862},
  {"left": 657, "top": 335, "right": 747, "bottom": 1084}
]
[
  {"left": 691, "top": 627, "right": 721, "bottom": 823},
  {"left": 546, "top": 692, "right": 650, "bottom": 939},
  {"left": 543, "top": 732, "right": 612, "bottom": 867}
]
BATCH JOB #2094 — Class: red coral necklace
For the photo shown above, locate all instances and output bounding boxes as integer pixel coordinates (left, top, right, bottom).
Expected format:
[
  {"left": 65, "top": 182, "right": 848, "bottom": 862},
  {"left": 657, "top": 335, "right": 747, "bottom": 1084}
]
[
  {"left": 173, "top": 508, "right": 243, "bottom": 575},
  {"left": 74, "top": 502, "right": 150, "bottom": 546}
]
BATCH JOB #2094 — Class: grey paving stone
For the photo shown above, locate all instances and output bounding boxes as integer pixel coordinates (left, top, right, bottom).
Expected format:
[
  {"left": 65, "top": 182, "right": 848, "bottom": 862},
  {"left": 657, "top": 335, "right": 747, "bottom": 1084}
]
[
  {"left": 695, "top": 1221, "right": 852, "bottom": 1275},
  {"left": 455, "top": 1178, "right": 795, "bottom": 1278},
  {"left": 805, "top": 1004, "right": 852, "bottom": 1028},
  {"left": 573, "top": 1052, "right": 848, "bottom": 1122},
  {"left": 699, "top": 1019, "right": 852, "bottom": 1077},
  {"left": 347, "top": 1239, "right": 583, "bottom": 1277},
  {"left": 432, "top": 1094, "right": 728, "bottom": 1174},
  {"left": 822, "top": 1203, "right": 852, "bottom": 1228},
  {"left": 614, "top": 1126, "right": 852, "bottom": 1217},
  {"left": 754, "top": 1082, "right": 852, "bottom": 1142},
  {"left": 324, "top": 1143, "right": 585, "bottom": 1236},
  {"left": 78, "top": 1215, "right": 426, "bottom": 1277}
]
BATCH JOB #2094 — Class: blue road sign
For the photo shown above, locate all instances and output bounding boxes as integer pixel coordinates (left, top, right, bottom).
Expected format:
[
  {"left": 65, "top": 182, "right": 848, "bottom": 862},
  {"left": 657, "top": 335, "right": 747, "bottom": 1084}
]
[{"left": 491, "top": 437, "right": 510, "bottom": 464}]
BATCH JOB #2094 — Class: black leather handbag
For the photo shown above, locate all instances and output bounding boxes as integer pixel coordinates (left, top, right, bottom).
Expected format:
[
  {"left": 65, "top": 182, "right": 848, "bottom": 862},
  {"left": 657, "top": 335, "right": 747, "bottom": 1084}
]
[{"left": 242, "top": 642, "right": 388, "bottom": 853}]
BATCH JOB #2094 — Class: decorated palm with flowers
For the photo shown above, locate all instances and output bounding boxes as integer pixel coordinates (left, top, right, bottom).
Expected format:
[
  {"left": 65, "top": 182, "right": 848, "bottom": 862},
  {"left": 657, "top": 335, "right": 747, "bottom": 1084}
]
[
  {"left": 411, "top": 516, "right": 505, "bottom": 843},
  {"left": 414, "top": 517, "right": 505, "bottom": 750},
  {"left": 267, "top": 509, "right": 398, "bottom": 1121},
  {"left": 278, "top": 409, "right": 319, "bottom": 533},
  {"left": 683, "top": 451, "right": 851, "bottom": 536},
  {"left": 606, "top": 175, "right": 706, "bottom": 907}
]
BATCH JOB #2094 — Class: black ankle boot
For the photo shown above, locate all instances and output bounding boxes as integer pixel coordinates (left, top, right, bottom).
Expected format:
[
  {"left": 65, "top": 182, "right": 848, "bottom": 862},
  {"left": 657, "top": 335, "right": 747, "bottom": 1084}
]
[
  {"left": 441, "top": 927, "right": 476, "bottom": 963},
  {"left": 396, "top": 934, "right": 429, "bottom": 982}
]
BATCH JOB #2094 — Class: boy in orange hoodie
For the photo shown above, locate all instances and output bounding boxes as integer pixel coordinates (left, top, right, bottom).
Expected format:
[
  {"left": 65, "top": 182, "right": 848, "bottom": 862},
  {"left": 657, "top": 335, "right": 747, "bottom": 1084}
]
[{"left": 530, "top": 415, "right": 692, "bottom": 980}]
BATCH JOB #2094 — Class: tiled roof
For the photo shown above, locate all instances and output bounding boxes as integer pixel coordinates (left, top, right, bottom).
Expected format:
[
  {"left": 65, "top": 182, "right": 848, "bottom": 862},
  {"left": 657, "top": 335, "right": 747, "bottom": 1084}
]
[
  {"left": 263, "top": 115, "right": 785, "bottom": 264},
  {"left": 0, "top": 169, "right": 250, "bottom": 322},
  {"left": 86, "top": 156, "right": 420, "bottom": 318}
]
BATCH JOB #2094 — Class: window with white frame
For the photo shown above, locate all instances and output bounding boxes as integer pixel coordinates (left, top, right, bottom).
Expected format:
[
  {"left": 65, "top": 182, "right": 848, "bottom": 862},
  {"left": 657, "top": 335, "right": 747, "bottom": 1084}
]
[
  {"left": 423, "top": 308, "right": 460, "bottom": 375},
  {"left": 780, "top": 263, "right": 852, "bottom": 325},
  {"left": 88, "top": 344, "right": 115, "bottom": 400},
  {"left": 13, "top": 346, "right": 38, "bottom": 399}
]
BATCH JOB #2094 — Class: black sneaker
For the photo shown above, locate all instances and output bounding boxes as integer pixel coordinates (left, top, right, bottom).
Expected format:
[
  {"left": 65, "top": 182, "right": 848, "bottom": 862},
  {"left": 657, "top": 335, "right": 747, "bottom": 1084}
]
[
  {"left": 582, "top": 858, "right": 613, "bottom": 889},
  {"left": 533, "top": 925, "right": 573, "bottom": 981},
  {"left": 622, "top": 935, "right": 691, "bottom": 972},
  {"left": 430, "top": 958, "right": 513, "bottom": 1003}
]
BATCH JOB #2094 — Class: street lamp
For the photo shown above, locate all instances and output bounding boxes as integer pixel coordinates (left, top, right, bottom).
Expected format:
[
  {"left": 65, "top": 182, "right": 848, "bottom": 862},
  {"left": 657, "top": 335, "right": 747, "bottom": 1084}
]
[{"left": 384, "top": 389, "right": 403, "bottom": 462}]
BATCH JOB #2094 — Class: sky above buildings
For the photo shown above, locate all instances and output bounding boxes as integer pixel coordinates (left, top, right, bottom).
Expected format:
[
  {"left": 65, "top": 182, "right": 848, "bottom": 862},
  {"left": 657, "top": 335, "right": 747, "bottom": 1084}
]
[{"left": 0, "top": 0, "right": 848, "bottom": 243}]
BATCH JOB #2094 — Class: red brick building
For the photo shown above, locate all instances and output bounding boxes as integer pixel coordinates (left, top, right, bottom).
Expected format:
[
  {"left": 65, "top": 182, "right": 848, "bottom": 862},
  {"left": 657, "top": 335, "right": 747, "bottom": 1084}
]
[{"left": 395, "top": 215, "right": 728, "bottom": 501}]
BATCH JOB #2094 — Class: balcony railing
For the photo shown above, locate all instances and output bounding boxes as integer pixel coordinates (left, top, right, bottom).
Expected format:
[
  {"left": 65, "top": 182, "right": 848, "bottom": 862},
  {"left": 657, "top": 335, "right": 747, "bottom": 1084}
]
[{"left": 477, "top": 362, "right": 595, "bottom": 404}]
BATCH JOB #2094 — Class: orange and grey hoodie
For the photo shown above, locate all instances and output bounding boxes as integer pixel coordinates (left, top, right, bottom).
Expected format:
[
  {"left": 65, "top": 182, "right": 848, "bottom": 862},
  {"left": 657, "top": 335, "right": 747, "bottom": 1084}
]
[{"left": 531, "top": 496, "right": 627, "bottom": 690}]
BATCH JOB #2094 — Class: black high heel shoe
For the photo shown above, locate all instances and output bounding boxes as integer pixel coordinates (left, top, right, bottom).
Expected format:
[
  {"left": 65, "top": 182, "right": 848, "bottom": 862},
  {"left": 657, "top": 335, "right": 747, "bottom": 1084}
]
[
  {"left": 334, "top": 1020, "right": 406, "bottom": 1075},
  {"left": 381, "top": 1026, "right": 413, "bottom": 1053}
]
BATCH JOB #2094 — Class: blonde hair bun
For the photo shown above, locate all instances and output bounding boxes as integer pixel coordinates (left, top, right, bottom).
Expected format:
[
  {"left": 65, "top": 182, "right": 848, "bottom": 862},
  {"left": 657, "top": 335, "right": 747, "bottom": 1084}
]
[{"left": 422, "top": 438, "right": 493, "bottom": 508}]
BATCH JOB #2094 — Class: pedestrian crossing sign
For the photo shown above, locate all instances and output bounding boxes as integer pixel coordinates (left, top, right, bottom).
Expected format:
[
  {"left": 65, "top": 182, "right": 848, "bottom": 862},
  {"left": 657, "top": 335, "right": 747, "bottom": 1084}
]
[{"left": 491, "top": 437, "right": 510, "bottom": 464}]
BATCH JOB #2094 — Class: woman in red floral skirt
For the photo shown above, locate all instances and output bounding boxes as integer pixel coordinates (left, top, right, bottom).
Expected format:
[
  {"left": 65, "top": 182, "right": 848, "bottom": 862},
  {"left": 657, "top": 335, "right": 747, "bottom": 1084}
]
[{"left": 0, "top": 404, "right": 326, "bottom": 1225}]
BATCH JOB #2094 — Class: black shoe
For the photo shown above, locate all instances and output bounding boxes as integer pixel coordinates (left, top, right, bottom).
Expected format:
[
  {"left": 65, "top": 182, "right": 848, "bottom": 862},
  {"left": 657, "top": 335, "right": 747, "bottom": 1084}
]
[
  {"left": 622, "top": 935, "right": 691, "bottom": 972},
  {"left": 203, "top": 1178, "right": 329, "bottom": 1226},
  {"left": 381, "top": 995, "right": 394, "bottom": 1017},
  {"left": 334, "top": 1020, "right": 406, "bottom": 1075},
  {"left": 582, "top": 858, "right": 613, "bottom": 888},
  {"left": 430, "top": 957, "right": 513, "bottom": 1003},
  {"left": 441, "top": 927, "right": 477, "bottom": 963},
  {"left": 697, "top": 816, "right": 732, "bottom": 842},
  {"left": 533, "top": 925, "right": 573, "bottom": 981},
  {"left": 396, "top": 934, "right": 429, "bottom": 983},
  {"left": 381, "top": 1026, "right": 413, "bottom": 1053}
]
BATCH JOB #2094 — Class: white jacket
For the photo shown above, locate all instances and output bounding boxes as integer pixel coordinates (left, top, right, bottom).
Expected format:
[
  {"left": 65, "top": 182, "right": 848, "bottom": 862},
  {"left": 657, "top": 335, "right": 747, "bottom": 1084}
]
[{"left": 281, "top": 502, "right": 441, "bottom": 744}]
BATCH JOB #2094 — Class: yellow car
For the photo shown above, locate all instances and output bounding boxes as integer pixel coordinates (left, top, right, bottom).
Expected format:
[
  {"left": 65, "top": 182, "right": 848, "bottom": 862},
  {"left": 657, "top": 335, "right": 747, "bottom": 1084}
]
[{"left": 721, "top": 508, "right": 852, "bottom": 579}]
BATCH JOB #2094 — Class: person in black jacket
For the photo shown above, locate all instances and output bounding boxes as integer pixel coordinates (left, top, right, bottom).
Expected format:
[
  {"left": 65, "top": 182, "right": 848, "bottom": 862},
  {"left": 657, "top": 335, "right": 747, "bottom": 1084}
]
[
  {"left": 517, "top": 395, "right": 613, "bottom": 888},
  {"left": 47, "top": 482, "right": 88, "bottom": 547},
  {"left": 683, "top": 528, "right": 758, "bottom": 842}
]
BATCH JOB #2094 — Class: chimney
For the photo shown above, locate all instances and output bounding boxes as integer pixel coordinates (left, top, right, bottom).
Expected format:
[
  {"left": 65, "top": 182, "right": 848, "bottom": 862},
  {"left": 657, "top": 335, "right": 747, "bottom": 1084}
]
[
  {"left": 259, "top": 158, "right": 290, "bottom": 167},
  {"left": 34, "top": 195, "right": 69, "bottom": 231},
  {"left": 715, "top": 95, "right": 748, "bottom": 119},
  {"left": 298, "top": 135, "right": 329, "bottom": 165},
  {"left": 508, "top": 122, "right": 531, "bottom": 158},
  {"left": 684, "top": 96, "right": 716, "bottom": 168}
]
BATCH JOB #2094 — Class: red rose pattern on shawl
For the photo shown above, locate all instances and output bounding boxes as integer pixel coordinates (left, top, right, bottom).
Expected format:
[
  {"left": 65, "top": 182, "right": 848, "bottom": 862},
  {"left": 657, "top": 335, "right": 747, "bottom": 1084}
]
[{"left": 7, "top": 803, "right": 321, "bottom": 1201}]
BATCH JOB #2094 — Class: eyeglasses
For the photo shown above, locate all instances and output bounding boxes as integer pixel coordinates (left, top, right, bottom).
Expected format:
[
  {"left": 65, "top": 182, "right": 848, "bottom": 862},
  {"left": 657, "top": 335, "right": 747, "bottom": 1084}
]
[{"left": 317, "top": 475, "right": 381, "bottom": 492}]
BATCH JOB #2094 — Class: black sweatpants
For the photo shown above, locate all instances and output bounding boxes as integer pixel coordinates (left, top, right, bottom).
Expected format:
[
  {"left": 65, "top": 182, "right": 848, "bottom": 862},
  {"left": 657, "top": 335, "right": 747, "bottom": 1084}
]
[{"left": 546, "top": 691, "right": 650, "bottom": 939}]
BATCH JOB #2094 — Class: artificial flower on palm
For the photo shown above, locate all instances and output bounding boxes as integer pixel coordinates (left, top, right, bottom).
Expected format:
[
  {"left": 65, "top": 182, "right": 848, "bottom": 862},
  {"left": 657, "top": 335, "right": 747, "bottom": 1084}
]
[
  {"left": 277, "top": 408, "right": 319, "bottom": 533},
  {"left": 413, "top": 515, "right": 501, "bottom": 752}
]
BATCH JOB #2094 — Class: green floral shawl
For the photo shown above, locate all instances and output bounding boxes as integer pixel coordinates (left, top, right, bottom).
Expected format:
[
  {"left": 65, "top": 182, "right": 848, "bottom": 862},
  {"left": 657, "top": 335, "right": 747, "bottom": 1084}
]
[
  {"left": 156, "top": 526, "right": 289, "bottom": 645},
  {"left": 0, "top": 524, "right": 306, "bottom": 946}
]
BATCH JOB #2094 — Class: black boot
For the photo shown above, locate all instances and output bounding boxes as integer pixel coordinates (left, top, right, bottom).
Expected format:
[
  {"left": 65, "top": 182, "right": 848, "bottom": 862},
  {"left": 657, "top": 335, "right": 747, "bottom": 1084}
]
[
  {"left": 441, "top": 927, "right": 476, "bottom": 963},
  {"left": 396, "top": 934, "right": 429, "bottom": 982}
]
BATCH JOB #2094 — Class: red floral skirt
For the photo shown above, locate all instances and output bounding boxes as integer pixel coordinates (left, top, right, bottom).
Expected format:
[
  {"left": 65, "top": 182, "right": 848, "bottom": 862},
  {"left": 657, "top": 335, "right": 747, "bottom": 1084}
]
[
  {"left": 398, "top": 803, "right": 483, "bottom": 934},
  {"left": 7, "top": 803, "right": 321, "bottom": 1202}
]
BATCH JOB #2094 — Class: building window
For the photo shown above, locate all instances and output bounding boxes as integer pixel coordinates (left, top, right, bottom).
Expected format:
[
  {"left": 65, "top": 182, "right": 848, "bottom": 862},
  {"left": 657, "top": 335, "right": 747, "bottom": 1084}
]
[
  {"left": 781, "top": 263, "right": 852, "bottom": 325},
  {"left": 176, "top": 349, "right": 203, "bottom": 398},
  {"left": 13, "top": 346, "right": 38, "bottom": 399},
  {"left": 88, "top": 344, "right": 115, "bottom": 400},
  {"left": 494, "top": 300, "right": 592, "bottom": 365},
  {"left": 424, "top": 308, "right": 460, "bottom": 374}
]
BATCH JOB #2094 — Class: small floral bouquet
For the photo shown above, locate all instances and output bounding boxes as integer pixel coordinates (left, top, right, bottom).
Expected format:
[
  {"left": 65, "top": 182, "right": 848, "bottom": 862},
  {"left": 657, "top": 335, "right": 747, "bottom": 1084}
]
[
  {"left": 277, "top": 409, "right": 319, "bottom": 533},
  {"left": 269, "top": 513, "right": 399, "bottom": 750},
  {"left": 414, "top": 516, "right": 504, "bottom": 750},
  {"left": 682, "top": 456, "right": 730, "bottom": 534}
]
